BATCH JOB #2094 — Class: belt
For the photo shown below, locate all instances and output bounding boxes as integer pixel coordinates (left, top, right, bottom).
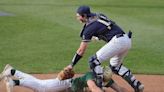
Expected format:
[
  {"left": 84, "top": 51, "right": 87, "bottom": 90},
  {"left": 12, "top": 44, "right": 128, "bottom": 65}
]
[{"left": 116, "top": 34, "right": 124, "bottom": 38}]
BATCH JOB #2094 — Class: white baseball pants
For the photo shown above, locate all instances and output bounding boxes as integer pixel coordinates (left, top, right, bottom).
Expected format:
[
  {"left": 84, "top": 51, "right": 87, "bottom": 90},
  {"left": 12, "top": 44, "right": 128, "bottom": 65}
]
[
  {"left": 14, "top": 70, "right": 72, "bottom": 92},
  {"left": 96, "top": 34, "right": 131, "bottom": 67}
]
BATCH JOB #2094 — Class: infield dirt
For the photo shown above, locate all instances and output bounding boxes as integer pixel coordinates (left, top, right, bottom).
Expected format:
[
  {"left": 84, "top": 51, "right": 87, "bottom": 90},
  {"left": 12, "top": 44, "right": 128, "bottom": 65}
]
[{"left": 0, "top": 74, "right": 163, "bottom": 92}]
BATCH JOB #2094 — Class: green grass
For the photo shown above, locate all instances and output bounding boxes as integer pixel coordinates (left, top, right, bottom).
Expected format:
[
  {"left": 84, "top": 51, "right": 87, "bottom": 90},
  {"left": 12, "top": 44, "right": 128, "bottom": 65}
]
[{"left": 0, "top": 0, "right": 164, "bottom": 74}]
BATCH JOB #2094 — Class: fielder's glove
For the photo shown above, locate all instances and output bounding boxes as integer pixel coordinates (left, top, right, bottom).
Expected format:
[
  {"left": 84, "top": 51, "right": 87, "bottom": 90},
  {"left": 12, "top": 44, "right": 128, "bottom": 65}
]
[{"left": 57, "top": 68, "right": 75, "bottom": 80}]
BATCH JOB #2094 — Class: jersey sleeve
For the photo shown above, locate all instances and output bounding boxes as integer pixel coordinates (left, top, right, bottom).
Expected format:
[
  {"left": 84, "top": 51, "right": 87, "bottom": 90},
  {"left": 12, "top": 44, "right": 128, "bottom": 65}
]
[
  {"left": 81, "top": 23, "right": 97, "bottom": 42},
  {"left": 85, "top": 72, "right": 95, "bottom": 81},
  {"left": 71, "top": 72, "right": 94, "bottom": 92},
  {"left": 81, "top": 34, "right": 92, "bottom": 42}
]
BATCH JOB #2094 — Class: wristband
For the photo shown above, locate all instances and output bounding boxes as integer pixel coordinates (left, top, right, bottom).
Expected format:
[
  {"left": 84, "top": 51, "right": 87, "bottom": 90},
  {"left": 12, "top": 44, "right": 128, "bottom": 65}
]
[{"left": 71, "top": 53, "right": 82, "bottom": 67}]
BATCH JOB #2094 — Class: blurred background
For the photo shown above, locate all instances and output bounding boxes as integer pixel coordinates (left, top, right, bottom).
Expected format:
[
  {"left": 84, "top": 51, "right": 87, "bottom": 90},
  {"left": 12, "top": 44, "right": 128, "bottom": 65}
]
[{"left": 0, "top": 0, "right": 163, "bottom": 74}]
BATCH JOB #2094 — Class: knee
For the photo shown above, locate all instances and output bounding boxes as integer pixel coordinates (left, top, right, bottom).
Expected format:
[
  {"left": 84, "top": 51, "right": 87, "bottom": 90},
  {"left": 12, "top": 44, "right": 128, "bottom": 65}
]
[{"left": 88, "top": 55, "right": 101, "bottom": 69}]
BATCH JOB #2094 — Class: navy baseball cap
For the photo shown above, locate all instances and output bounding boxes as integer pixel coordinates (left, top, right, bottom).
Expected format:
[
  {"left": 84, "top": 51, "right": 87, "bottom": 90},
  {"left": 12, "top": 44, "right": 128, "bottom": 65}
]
[{"left": 76, "top": 5, "right": 96, "bottom": 17}]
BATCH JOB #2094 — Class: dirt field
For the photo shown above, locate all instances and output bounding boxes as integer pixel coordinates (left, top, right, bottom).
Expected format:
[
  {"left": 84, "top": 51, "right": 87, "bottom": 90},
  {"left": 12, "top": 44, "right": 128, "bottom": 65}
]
[{"left": 0, "top": 74, "right": 164, "bottom": 92}]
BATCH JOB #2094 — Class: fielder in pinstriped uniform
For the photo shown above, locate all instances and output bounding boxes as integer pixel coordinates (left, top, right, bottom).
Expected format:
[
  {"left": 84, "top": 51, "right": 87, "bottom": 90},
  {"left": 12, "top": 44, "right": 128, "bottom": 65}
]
[{"left": 65, "top": 5, "right": 144, "bottom": 92}]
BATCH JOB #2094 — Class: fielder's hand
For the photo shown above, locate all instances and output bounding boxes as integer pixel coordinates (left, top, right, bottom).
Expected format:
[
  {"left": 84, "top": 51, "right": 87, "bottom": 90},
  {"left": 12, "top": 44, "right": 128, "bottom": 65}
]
[
  {"left": 64, "top": 65, "right": 73, "bottom": 70},
  {"left": 57, "top": 68, "right": 75, "bottom": 80}
]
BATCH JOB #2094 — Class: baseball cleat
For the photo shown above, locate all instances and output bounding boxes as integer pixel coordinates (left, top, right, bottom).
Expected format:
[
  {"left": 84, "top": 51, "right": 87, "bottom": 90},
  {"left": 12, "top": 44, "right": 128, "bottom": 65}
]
[
  {"left": 138, "top": 84, "right": 144, "bottom": 92},
  {"left": 4, "top": 77, "right": 14, "bottom": 92},
  {"left": 135, "top": 82, "right": 144, "bottom": 92},
  {"left": 0, "top": 64, "right": 13, "bottom": 81}
]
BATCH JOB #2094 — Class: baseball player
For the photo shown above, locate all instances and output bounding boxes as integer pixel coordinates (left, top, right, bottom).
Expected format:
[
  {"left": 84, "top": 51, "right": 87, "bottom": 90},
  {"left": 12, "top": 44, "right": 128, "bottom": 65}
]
[
  {"left": 0, "top": 64, "right": 127, "bottom": 92},
  {"left": 65, "top": 5, "right": 144, "bottom": 92}
]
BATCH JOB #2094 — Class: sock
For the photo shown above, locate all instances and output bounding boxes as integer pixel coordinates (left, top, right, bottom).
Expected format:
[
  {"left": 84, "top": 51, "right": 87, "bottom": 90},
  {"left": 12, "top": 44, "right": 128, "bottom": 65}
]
[
  {"left": 11, "top": 69, "right": 16, "bottom": 76},
  {"left": 13, "top": 80, "right": 20, "bottom": 85}
]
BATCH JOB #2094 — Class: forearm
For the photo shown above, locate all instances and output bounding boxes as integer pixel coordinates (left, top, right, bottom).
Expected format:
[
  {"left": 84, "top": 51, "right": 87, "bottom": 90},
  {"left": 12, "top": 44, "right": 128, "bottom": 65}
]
[
  {"left": 87, "top": 80, "right": 103, "bottom": 92},
  {"left": 76, "top": 42, "right": 87, "bottom": 56},
  {"left": 70, "top": 53, "right": 82, "bottom": 67},
  {"left": 90, "top": 88, "right": 103, "bottom": 92},
  {"left": 70, "top": 42, "right": 88, "bottom": 67},
  {"left": 106, "top": 83, "right": 122, "bottom": 92}
]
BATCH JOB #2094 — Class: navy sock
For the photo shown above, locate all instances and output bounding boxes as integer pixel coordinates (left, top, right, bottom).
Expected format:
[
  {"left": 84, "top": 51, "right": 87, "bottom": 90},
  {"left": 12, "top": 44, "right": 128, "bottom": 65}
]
[
  {"left": 11, "top": 69, "right": 16, "bottom": 76},
  {"left": 13, "top": 80, "right": 20, "bottom": 85}
]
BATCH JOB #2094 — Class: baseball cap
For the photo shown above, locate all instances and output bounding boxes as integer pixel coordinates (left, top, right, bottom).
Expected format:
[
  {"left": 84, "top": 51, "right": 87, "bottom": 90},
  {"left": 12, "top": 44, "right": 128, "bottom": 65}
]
[{"left": 76, "top": 5, "right": 96, "bottom": 17}]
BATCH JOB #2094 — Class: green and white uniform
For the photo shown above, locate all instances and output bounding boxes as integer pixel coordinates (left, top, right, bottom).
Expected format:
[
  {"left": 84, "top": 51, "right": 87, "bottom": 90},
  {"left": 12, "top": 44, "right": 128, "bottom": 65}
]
[
  {"left": 12, "top": 70, "right": 113, "bottom": 92},
  {"left": 71, "top": 72, "right": 114, "bottom": 92}
]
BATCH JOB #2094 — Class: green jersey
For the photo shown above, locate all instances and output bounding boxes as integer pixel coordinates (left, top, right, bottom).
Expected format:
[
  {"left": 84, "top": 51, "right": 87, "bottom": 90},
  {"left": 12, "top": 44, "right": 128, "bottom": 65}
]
[{"left": 71, "top": 72, "right": 114, "bottom": 92}]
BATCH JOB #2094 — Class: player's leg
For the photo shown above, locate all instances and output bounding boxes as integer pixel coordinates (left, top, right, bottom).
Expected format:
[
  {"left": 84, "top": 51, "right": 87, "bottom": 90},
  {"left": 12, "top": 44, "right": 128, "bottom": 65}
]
[
  {"left": 110, "top": 63, "right": 144, "bottom": 92},
  {"left": 92, "top": 34, "right": 143, "bottom": 92},
  {"left": 4, "top": 77, "right": 44, "bottom": 92},
  {"left": 4, "top": 77, "right": 42, "bottom": 92},
  {"left": 0, "top": 64, "right": 39, "bottom": 81},
  {"left": 101, "top": 34, "right": 143, "bottom": 92},
  {"left": 110, "top": 50, "right": 144, "bottom": 92},
  {"left": 18, "top": 76, "right": 44, "bottom": 91},
  {"left": 13, "top": 69, "right": 45, "bottom": 91},
  {"left": 42, "top": 78, "right": 72, "bottom": 92},
  {"left": 4, "top": 75, "right": 72, "bottom": 92},
  {"left": 0, "top": 64, "right": 45, "bottom": 91},
  {"left": 17, "top": 74, "right": 72, "bottom": 92},
  {"left": 0, "top": 64, "right": 14, "bottom": 81},
  {"left": 0, "top": 64, "right": 35, "bottom": 80},
  {"left": 103, "top": 78, "right": 121, "bottom": 92},
  {"left": 89, "top": 55, "right": 103, "bottom": 88},
  {"left": 106, "top": 79, "right": 129, "bottom": 92},
  {"left": 88, "top": 35, "right": 129, "bottom": 87},
  {"left": 4, "top": 77, "right": 14, "bottom": 92},
  {"left": 106, "top": 83, "right": 129, "bottom": 92}
]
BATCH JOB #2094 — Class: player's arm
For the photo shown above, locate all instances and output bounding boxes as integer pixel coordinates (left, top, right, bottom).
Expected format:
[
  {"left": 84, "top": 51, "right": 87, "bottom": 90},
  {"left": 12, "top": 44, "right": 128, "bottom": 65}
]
[
  {"left": 104, "top": 83, "right": 122, "bottom": 92},
  {"left": 103, "top": 80, "right": 128, "bottom": 92},
  {"left": 77, "top": 41, "right": 88, "bottom": 56},
  {"left": 87, "top": 80, "right": 103, "bottom": 92},
  {"left": 70, "top": 41, "right": 88, "bottom": 67},
  {"left": 65, "top": 41, "right": 89, "bottom": 70},
  {"left": 66, "top": 27, "right": 93, "bottom": 69}
]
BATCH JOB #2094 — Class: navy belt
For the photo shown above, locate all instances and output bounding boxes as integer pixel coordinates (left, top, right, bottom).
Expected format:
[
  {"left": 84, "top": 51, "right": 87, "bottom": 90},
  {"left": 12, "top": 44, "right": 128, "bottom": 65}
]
[{"left": 116, "top": 34, "right": 124, "bottom": 38}]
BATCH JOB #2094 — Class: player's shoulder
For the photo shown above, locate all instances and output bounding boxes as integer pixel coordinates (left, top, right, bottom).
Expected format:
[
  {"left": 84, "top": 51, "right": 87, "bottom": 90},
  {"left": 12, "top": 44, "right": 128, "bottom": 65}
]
[
  {"left": 82, "top": 24, "right": 97, "bottom": 35},
  {"left": 97, "top": 13, "right": 108, "bottom": 18},
  {"left": 84, "top": 21, "right": 102, "bottom": 31}
]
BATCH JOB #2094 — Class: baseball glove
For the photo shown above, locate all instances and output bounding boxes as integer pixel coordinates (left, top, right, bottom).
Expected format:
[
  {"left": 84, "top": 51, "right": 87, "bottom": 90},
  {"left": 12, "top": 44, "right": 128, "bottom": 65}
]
[{"left": 57, "top": 68, "right": 75, "bottom": 80}]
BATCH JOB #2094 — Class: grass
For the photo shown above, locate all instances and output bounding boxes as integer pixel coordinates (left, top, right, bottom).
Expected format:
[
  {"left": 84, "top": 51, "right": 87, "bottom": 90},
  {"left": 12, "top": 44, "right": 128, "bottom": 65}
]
[{"left": 0, "top": 0, "right": 164, "bottom": 74}]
